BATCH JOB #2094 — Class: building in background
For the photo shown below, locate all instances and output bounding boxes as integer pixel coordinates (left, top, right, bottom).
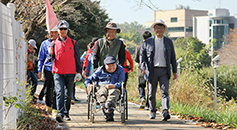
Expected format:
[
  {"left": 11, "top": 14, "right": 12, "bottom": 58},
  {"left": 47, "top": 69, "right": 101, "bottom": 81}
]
[
  {"left": 146, "top": 8, "right": 237, "bottom": 51},
  {"left": 193, "top": 8, "right": 237, "bottom": 50},
  {"left": 146, "top": 8, "right": 208, "bottom": 40}
]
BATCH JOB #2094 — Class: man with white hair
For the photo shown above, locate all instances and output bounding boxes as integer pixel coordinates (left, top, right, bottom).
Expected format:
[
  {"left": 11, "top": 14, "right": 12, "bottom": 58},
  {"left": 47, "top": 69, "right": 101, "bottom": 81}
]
[
  {"left": 37, "top": 26, "right": 58, "bottom": 118},
  {"left": 27, "top": 39, "right": 38, "bottom": 102},
  {"left": 140, "top": 19, "right": 177, "bottom": 121}
]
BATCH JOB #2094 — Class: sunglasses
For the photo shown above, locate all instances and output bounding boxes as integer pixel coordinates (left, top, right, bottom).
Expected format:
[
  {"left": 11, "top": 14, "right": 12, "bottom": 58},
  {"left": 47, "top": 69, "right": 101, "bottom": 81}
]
[{"left": 59, "top": 28, "right": 68, "bottom": 30}]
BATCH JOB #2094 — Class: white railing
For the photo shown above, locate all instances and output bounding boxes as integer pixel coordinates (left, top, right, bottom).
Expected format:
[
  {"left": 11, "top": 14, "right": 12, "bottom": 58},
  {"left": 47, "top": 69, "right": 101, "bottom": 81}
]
[{"left": 0, "top": 3, "right": 26, "bottom": 129}]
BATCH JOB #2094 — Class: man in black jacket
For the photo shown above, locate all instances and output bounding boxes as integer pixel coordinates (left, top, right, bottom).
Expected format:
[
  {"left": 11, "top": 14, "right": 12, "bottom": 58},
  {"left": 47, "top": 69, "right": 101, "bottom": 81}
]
[{"left": 134, "top": 31, "right": 152, "bottom": 109}]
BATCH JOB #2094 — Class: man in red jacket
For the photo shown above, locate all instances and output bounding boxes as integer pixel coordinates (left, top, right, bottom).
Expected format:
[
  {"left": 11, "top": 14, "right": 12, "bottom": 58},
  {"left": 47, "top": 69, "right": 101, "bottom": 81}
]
[
  {"left": 120, "top": 38, "right": 133, "bottom": 88},
  {"left": 48, "top": 20, "right": 82, "bottom": 122}
]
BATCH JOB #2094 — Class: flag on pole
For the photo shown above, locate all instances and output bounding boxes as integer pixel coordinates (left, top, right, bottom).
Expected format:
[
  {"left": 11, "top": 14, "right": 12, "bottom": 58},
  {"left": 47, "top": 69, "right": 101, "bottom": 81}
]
[{"left": 46, "top": 0, "right": 58, "bottom": 33}]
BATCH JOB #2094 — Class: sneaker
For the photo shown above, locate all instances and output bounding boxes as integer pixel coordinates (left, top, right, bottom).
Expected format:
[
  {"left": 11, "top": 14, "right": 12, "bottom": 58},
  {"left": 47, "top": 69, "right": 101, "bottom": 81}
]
[
  {"left": 37, "top": 99, "right": 45, "bottom": 104},
  {"left": 140, "top": 98, "right": 146, "bottom": 109},
  {"left": 74, "top": 98, "right": 81, "bottom": 102},
  {"left": 106, "top": 112, "right": 114, "bottom": 121},
  {"left": 96, "top": 104, "right": 101, "bottom": 109},
  {"left": 32, "top": 96, "right": 37, "bottom": 104},
  {"left": 162, "top": 112, "right": 171, "bottom": 121},
  {"left": 144, "top": 106, "right": 149, "bottom": 110},
  {"left": 149, "top": 112, "right": 156, "bottom": 119},
  {"left": 64, "top": 115, "right": 71, "bottom": 121},
  {"left": 56, "top": 115, "right": 63, "bottom": 122},
  {"left": 46, "top": 106, "right": 51, "bottom": 113},
  {"left": 52, "top": 109, "right": 57, "bottom": 120}
]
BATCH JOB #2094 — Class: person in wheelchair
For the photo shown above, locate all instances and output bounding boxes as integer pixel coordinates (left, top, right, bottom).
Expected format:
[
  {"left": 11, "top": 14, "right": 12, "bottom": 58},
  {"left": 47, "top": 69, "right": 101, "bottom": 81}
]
[{"left": 85, "top": 55, "right": 125, "bottom": 121}]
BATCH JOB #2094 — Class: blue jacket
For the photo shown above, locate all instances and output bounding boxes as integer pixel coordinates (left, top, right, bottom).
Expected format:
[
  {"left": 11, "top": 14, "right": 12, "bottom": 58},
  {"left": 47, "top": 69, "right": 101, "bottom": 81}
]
[
  {"left": 38, "top": 39, "right": 54, "bottom": 72},
  {"left": 140, "top": 36, "right": 177, "bottom": 81},
  {"left": 84, "top": 64, "right": 125, "bottom": 89}
]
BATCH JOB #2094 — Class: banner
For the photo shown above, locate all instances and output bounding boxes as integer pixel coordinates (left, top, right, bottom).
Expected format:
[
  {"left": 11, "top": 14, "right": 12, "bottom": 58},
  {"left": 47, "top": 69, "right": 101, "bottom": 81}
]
[{"left": 46, "top": 0, "right": 58, "bottom": 33}]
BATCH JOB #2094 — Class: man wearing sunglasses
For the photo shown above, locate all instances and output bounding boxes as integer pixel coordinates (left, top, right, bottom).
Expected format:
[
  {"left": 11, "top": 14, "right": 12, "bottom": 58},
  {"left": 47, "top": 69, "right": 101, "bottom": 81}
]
[{"left": 48, "top": 20, "right": 82, "bottom": 122}]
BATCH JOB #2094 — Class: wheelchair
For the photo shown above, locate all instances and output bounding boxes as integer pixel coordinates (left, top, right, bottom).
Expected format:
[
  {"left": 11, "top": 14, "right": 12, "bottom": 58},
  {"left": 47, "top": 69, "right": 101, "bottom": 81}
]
[{"left": 87, "top": 81, "right": 128, "bottom": 123}]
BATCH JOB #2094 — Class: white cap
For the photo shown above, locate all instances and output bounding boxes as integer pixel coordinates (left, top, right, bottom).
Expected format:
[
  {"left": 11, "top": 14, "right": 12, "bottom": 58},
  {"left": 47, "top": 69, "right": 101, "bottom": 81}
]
[
  {"left": 57, "top": 20, "right": 69, "bottom": 28},
  {"left": 50, "top": 26, "right": 58, "bottom": 32},
  {"left": 28, "top": 39, "right": 37, "bottom": 49},
  {"left": 150, "top": 19, "right": 168, "bottom": 32}
]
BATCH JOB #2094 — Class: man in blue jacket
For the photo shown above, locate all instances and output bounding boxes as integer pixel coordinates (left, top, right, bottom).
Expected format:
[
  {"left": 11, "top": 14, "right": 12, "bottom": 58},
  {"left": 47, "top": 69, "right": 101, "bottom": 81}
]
[
  {"left": 37, "top": 26, "right": 58, "bottom": 118},
  {"left": 140, "top": 19, "right": 177, "bottom": 121},
  {"left": 85, "top": 55, "right": 125, "bottom": 121}
]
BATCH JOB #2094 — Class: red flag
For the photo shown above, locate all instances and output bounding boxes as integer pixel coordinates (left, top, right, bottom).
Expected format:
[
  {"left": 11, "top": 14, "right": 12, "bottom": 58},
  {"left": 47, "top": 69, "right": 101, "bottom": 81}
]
[{"left": 46, "top": 0, "right": 58, "bottom": 33}]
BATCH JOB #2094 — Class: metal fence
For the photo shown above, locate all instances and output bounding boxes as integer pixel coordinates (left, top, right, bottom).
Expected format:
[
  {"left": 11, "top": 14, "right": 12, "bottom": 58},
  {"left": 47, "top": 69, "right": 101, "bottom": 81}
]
[{"left": 0, "top": 3, "right": 26, "bottom": 129}]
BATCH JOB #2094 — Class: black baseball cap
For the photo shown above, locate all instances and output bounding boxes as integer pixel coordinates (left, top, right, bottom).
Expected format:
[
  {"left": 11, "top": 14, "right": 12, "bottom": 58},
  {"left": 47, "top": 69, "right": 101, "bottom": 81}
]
[{"left": 104, "top": 55, "right": 117, "bottom": 64}]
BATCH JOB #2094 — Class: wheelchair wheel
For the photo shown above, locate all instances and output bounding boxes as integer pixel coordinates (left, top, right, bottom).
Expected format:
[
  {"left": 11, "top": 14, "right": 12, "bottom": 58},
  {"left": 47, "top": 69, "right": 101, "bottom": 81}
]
[
  {"left": 89, "top": 94, "right": 95, "bottom": 123},
  {"left": 125, "top": 89, "right": 128, "bottom": 120},
  {"left": 87, "top": 95, "right": 90, "bottom": 120},
  {"left": 120, "top": 95, "right": 125, "bottom": 123}
]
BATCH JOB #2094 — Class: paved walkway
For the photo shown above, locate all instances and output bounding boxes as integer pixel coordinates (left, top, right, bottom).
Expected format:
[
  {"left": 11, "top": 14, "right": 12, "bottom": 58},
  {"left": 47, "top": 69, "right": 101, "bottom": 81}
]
[{"left": 37, "top": 82, "right": 210, "bottom": 130}]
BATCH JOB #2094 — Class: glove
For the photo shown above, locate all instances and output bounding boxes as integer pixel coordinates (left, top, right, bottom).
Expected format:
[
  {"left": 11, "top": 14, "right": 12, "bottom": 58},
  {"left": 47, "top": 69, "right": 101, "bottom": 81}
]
[{"left": 74, "top": 73, "right": 82, "bottom": 82}]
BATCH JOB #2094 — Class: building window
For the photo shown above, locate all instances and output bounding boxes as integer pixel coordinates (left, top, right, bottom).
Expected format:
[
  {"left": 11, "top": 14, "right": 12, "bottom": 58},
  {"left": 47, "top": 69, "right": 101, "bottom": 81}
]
[
  {"left": 213, "top": 25, "right": 228, "bottom": 50},
  {"left": 229, "top": 23, "right": 234, "bottom": 29},
  {"left": 209, "top": 19, "right": 212, "bottom": 27},
  {"left": 209, "top": 29, "right": 211, "bottom": 37},
  {"left": 209, "top": 13, "right": 213, "bottom": 16},
  {"left": 171, "top": 17, "right": 177, "bottom": 22},
  {"left": 185, "top": 27, "right": 193, "bottom": 32},
  {"left": 168, "top": 27, "right": 184, "bottom": 32}
]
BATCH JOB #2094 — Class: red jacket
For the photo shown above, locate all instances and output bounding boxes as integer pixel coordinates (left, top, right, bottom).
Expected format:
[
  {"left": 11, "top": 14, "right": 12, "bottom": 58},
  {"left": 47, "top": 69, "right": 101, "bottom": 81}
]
[
  {"left": 52, "top": 36, "right": 76, "bottom": 74},
  {"left": 123, "top": 49, "right": 133, "bottom": 73}
]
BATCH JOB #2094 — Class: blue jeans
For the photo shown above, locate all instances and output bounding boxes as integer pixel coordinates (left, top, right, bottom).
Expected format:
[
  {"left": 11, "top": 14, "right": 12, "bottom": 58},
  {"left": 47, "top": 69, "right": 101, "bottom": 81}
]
[
  {"left": 138, "top": 76, "right": 149, "bottom": 107},
  {"left": 27, "top": 71, "right": 38, "bottom": 96},
  {"left": 54, "top": 73, "right": 75, "bottom": 117}
]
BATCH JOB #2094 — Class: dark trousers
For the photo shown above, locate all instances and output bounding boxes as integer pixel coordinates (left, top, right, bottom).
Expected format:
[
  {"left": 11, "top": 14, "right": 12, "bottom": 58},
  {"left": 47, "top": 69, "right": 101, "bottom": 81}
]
[
  {"left": 138, "top": 76, "right": 149, "bottom": 107},
  {"left": 72, "top": 83, "right": 76, "bottom": 100},
  {"left": 44, "top": 69, "right": 55, "bottom": 107},
  {"left": 148, "top": 67, "right": 169, "bottom": 113},
  {"left": 39, "top": 81, "right": 46, "bottom": 100},
  {"left": 124, "top": 73, "right": 128, "bottom": 88},
  {"left": 27, "top": 70, "right": 38, "bottom": 96},
  {"left": 54, "top": 73, "right": 75, "bottom": 116}
]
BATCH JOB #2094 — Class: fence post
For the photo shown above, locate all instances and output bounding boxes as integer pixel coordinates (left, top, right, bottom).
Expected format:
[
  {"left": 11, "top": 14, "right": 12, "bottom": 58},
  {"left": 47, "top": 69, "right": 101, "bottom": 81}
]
[
  {"left": 177, "top": 57, "right": 183, "bottom": 80},
  {"left": 212, "top": 55, "right": 219, "bottom": 112}
]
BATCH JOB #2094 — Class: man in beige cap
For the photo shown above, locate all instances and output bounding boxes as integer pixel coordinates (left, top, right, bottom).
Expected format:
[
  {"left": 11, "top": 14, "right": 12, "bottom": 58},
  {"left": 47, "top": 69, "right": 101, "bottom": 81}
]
[
  {"left": 140, "top": 19, "right": 177, "bottom": 121},
  {"left": 93, "top": 22, "right": 125, "bottom": 70}
]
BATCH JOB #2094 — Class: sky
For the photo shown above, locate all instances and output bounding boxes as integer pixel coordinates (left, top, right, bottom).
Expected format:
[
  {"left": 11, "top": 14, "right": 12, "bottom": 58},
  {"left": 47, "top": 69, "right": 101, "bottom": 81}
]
[{"left": 97, "top": 0, "right": 237, "bottom": 26}]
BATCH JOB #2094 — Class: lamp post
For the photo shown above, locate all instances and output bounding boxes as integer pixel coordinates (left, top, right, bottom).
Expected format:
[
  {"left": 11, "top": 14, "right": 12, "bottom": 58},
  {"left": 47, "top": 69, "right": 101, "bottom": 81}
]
[{"left": 212, "top": 55, "right": 219, "bottom": 112}]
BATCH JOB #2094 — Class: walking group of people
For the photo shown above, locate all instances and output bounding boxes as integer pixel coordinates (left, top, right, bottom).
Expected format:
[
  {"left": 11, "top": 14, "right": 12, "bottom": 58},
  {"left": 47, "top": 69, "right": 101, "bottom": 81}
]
[{"left": 26, "top": 18, "right": 177, "bottom": 123}]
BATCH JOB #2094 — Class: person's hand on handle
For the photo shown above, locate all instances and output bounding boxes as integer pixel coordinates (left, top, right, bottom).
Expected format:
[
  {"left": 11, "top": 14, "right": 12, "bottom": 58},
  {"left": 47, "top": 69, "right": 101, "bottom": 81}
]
[{"left": 87, "top": 84, "right": 93, "bottom": 94}]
